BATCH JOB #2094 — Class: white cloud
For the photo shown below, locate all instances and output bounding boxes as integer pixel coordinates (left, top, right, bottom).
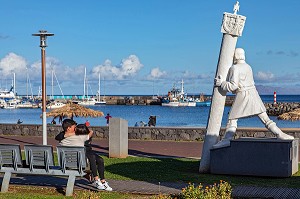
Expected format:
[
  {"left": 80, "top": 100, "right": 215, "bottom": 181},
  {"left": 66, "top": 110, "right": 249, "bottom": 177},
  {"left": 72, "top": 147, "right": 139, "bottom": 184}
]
[
  {"left": 147, "top": 67, "right": 167, "bottom": 80},
  {"left": 0, "top": 53, "right": 215, "bottom": 95},
  {"left": 91, "top": 55, "right": 143, "bottom": 80},
  {"left": 0, "top": 53, "right": 28, "bottom": 79},
  {"left": 255, "top": 71, "right": 275, "bottom": 82}
]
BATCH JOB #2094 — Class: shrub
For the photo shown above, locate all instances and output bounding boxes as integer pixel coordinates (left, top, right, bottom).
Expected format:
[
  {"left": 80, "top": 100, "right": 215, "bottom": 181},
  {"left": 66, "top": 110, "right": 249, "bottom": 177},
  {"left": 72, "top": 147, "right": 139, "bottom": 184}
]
[{"left": 157, "top": 180, "right": 232, "bottom": 199}]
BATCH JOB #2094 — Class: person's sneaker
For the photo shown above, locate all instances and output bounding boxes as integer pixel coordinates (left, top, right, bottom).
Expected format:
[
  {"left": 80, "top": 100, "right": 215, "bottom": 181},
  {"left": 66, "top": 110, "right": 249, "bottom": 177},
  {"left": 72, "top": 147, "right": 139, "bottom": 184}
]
[
  {"left": 101, "top": 181, "right": 113, "bottom": 191},
  {"left": 93, "top": 180, "right": 112, "bottom": 191},
  {"left": 92, "top": 180, "right": 100, "bottom": 187}
]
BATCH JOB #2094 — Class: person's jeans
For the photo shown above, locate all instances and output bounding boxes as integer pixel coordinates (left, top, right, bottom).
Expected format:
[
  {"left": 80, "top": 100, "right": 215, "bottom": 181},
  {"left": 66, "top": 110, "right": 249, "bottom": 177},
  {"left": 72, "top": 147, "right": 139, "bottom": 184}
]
[{"left": 86, "top": 150, "right": 105, "bottom": 180}]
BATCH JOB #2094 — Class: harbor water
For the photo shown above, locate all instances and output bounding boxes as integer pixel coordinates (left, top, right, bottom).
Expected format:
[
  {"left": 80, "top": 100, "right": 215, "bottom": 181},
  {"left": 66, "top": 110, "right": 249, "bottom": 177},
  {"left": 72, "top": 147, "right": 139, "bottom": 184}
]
[{"left": 1, "top": 95, "right": 300, "bottom": 128}]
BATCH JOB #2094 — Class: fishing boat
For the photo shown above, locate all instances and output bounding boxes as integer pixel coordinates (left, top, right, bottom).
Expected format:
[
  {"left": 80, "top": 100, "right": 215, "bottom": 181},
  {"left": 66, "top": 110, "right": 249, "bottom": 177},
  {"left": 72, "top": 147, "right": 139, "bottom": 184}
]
[
  {"left": 161, "top": 79, "right": 196, "bottom": 107},
  {"left": 161, "top": 98, "right": 179, "bottom": 107}
]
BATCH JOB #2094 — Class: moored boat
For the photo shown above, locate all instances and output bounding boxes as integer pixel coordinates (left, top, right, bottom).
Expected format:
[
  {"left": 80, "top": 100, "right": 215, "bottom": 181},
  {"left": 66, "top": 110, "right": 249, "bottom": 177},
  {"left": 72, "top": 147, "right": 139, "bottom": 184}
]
[
  {"left": 16, "top": 101, "right": 34, "bottom": 109},
  {"left": 79, "top": 98, "right": 97, "bottom": 106},
  {"left": 46, "top": 101, "right": 66, "bottom": 109},
  {"left": 161, "top": 98, "right": 179, "bottom": 107},
  {"left": 161, "top": 79, "right": 197, "bottom": 107},
  {"left": 195, "top": 94, "right": 211, "bottom": 107},
  {"left": 95, "top": 100, "right": 106, "bottom": 105},
  {"left": 196, "top": 101, "right": 211, "bottom": 107},
  {"left": 95, "top": 73, "right": 106, "bottom": 105}
]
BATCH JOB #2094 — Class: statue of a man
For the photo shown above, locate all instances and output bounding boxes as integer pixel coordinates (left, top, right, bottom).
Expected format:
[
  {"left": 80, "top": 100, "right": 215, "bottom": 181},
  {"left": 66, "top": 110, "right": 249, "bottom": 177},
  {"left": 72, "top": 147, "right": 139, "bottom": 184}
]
[{"left": 214, "top": 48, "right": 294, "bottom": 148}]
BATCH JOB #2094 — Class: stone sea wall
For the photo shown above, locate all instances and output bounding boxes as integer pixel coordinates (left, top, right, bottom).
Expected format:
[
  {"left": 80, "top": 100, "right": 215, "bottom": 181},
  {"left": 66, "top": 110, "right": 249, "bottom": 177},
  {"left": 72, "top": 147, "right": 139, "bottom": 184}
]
[
  {"left": 0, "top": 123, "right": 299, "bottom": 141},
  {"left": 265, "top": 102, "right": 300, "bottom": 116}
]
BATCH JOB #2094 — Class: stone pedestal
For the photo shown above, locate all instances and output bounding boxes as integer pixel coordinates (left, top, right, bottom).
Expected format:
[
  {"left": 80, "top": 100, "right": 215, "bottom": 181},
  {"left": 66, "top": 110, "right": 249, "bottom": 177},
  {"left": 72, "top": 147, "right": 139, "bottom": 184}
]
[
  {"left": 109, "top": 118, "right": 128, "bottom": 158},
  {"left": 210, "top": 138, "right": 298, "bottom": 177}
]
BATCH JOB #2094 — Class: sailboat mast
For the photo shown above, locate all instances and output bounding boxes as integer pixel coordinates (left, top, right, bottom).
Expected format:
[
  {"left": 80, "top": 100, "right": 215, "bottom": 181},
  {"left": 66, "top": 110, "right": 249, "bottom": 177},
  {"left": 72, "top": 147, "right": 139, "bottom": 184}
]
[
  {"left": 13, "top": 73, "right": 16, "bottom": 96},
  {"left": 83, "top": 67, "right": 86, "bottom": 99},
  {"left": 98, "top": 73, "right": 101, "bottom": 101},
  {"left": 86, "top": 68, "right": 88, "bottom": 98},
  {"left": 26, "top": 69, "right": 29, "bottom": 98},
  {"left": 51, "top": 70, "right": 54, "bottom": 99}
]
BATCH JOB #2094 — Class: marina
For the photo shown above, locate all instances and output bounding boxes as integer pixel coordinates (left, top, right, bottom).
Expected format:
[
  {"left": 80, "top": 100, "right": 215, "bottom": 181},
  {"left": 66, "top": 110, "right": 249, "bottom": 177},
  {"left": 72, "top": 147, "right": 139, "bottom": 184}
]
[
  {"left": 0, "top": 99, "right": 300, "bottom": 128},
  {"left": 1, "top": 76, "right": 300, "bottom": 128}
]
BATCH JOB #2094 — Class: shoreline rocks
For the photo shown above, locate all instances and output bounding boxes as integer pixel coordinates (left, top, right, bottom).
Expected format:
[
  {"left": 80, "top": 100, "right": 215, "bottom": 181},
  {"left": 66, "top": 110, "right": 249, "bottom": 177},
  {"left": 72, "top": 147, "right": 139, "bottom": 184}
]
[{"left": 265, "top": 102, "right": 300, "bottom": 116}]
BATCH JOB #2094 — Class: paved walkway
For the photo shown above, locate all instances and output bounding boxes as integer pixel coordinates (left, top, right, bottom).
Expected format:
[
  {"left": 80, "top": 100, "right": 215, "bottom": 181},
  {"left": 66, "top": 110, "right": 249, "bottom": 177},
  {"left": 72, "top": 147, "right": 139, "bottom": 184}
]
[{"left": 0, "top": 135, "right": 300, "bottom": 198}]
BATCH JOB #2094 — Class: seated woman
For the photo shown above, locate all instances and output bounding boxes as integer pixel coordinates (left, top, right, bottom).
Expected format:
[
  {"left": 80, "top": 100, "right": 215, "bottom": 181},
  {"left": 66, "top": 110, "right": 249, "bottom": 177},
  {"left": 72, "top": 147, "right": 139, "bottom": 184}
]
[{"left": 55, "top": 120, "right": 112, "bottom": 191}]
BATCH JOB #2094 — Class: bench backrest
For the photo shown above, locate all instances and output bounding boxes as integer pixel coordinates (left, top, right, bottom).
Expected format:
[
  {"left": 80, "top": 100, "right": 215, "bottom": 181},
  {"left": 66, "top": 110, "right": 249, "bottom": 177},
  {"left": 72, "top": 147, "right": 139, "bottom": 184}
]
[
  {"left": 56, "top": 146, "right": 86, "bottom": 174},
  {"left": 0, "top": 144, "right": 22, "bottom": 170},
  {"left": 24, "top": 145, "right": 54, "bottom": 172}
]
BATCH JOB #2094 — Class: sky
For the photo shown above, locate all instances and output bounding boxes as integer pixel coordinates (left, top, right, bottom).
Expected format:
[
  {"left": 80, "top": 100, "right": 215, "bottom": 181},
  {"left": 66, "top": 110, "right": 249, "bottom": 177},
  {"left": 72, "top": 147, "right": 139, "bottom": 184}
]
[{"left": 0, "top": 0, "right": 299, "bottom": 96}]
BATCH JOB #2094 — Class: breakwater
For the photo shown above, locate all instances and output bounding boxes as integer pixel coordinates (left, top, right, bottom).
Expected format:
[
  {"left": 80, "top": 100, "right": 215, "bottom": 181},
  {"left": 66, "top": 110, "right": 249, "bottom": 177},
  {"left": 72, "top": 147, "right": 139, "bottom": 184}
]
[
  {"left": 0, "top": 123, "right": 299, "bottom": 141},
  {"left": 265, "top": 102, "right": 300, "bottom": 116}
]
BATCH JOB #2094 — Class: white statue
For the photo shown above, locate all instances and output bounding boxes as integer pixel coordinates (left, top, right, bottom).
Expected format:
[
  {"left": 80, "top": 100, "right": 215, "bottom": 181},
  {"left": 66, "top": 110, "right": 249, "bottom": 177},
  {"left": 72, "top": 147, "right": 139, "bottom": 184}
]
[
  {"left": 213, "top": 48, "right": 294, "bottom": 148},
  {"left": 233, "top": 1, "right": 239, "bottom": 15}
]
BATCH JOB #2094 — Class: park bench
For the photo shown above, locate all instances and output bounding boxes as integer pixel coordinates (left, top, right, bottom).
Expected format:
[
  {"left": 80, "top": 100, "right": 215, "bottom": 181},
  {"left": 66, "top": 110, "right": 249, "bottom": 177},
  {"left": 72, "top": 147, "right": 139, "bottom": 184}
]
[{"left": 0, "top": 144, "right": 87, "bottom": 196}]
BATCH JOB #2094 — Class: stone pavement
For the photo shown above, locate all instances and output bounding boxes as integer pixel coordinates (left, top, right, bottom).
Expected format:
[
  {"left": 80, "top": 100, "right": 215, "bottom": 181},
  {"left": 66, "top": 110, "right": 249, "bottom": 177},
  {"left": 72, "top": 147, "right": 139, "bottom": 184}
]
[{"left": 1, "top": 135, "right": 300, "bottom": 198}]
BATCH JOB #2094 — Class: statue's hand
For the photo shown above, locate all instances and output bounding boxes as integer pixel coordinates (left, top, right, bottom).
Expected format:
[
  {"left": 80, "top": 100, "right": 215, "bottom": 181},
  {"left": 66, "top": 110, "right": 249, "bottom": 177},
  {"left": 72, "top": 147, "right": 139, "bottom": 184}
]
[{"left": 214, "top": 75, "right": 223, "bottom": 87}]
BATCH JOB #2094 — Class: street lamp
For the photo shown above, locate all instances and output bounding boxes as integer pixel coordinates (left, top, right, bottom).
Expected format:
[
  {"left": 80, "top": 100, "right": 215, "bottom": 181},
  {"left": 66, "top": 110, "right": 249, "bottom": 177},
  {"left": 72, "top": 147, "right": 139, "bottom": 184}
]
[{"left": 32, "top": 30, "right": 54, "bottom": 145}]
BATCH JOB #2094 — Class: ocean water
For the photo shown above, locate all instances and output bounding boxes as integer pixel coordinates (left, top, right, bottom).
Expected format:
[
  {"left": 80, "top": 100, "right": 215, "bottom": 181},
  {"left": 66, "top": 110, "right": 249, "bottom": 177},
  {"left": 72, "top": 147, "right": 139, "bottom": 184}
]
[{"left": 1, "top": 95, "right": 300, "bottom": 128}]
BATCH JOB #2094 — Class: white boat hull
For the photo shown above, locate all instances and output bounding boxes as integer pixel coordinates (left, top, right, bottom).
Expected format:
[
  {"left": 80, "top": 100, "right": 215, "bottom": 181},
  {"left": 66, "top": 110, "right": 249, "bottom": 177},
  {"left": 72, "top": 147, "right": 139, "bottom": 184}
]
[
  {"left": 95, "top": 101, "right": 106, "bottom": 105},
  {"left": 79, "top": 100, "right": 96, "bottom": 106},
  {"left": 16, "top": 104, "right": 33, "bottom": 109},
  {"left": 161, "top": 102, "right": 179, "bottom": 107},
  {"left": 46, "top": 102, "right": 66, "bottom": 109},
  {"left": 188, "top": 102, "right": 196, "bottom": 107}
]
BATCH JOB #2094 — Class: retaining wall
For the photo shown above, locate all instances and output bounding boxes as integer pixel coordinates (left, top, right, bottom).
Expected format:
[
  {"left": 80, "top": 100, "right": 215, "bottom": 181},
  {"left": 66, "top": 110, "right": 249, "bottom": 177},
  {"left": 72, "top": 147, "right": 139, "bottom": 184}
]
[{"left": 0, "top": 123, "right": 299, "bottom": 141}]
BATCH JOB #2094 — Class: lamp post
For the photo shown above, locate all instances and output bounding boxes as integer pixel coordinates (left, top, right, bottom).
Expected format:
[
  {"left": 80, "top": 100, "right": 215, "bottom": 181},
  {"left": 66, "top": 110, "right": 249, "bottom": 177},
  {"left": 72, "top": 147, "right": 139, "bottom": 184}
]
[{"left": 32, "top": 30, "right": 54, "bottom": 145}]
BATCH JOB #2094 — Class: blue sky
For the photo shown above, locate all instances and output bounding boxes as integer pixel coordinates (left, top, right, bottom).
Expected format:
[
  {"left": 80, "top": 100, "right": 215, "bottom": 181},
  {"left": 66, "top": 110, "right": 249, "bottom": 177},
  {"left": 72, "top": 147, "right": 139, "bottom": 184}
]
[{"left": 0, "top": 0, "right": 299, "bottom": 96}]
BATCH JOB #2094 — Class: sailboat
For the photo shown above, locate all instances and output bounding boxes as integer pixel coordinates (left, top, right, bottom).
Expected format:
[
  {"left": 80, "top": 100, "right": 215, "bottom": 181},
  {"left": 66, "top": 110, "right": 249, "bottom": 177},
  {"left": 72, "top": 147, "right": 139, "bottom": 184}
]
[
  {"left": 95, "top": 73, "right": 106, "bottom": 105},
  {"left": 16, "top": 69, "right": 37, "bottom": 109},
  {"left": 45, "top": 69, "right": 66, "bottom": 109},
  {"left": 79, "top": 67, "right": 96, "bottom": 106}
]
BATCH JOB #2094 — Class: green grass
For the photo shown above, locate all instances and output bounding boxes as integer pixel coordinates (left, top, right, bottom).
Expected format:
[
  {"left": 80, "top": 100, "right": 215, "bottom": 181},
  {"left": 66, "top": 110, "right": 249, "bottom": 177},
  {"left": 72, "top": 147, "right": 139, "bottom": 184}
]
[
  {"left": 6, "top": 153, "right": 300, "bottom": 198},
  {"left": 103, "top": 156, "right": 300, "bottom": 188},
  {"left": 21, "top": 152, "right": 300, "bottom": 188}
]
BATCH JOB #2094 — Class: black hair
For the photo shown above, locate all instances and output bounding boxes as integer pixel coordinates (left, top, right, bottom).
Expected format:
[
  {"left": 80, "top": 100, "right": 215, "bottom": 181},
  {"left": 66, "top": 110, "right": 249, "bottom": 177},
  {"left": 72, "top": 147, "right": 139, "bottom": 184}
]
[
  {"left": 62, "top": 119, "right": 76, "bottom": 131},
  {"left": 75, "top": 124, "right": 90, "bottom": 135}
]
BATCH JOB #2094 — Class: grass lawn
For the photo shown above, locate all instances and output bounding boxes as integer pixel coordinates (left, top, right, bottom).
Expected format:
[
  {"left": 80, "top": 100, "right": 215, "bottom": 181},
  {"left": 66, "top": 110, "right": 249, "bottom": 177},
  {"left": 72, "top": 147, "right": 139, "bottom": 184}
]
[
  {"left": 1, "top": 155, "right": 300, "bottom": 198},
  {"left": 103, "top": 156, "right": 300, "bottom": 188}
]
